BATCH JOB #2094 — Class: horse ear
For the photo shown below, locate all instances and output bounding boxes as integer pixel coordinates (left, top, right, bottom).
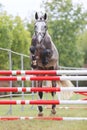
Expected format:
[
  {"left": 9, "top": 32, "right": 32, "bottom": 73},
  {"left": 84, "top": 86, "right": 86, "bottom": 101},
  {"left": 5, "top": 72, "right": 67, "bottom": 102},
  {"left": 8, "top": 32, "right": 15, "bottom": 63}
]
[
  {"left": 44, "top": 13, "right": 47, "bottom": 20},
  {"left": 35, "top": 12, "right": 38, "bottom": 20}
]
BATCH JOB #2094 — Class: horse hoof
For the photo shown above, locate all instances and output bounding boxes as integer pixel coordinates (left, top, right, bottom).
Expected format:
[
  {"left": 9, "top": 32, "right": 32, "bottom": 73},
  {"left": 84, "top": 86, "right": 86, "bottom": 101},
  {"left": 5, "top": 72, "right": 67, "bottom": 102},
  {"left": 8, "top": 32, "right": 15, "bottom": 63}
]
[
  {"left": 51, "top": 109, "right": 56, "bottom": 115},
  {"left": 38, "top": 112, "right": 43, "bottom": 117}
]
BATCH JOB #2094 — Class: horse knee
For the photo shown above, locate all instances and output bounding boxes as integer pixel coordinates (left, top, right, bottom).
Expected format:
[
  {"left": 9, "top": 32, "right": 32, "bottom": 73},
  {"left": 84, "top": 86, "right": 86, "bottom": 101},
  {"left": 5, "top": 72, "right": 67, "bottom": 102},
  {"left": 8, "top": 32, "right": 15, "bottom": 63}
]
[
  {"left": 52, "top": 81, "right": 56, "bottom": 87},
  {"left": 51, "top": 81, "right": 56, "bottom": 97},
  {"left": 52, "top": 104, "right": 56, "bottom": 109},
  {"left": 38, "top": 106, "right": 43, "bottom": 112},
  {"left": 51, "top": 92, "right": 55, "bottom": 97},
  {"left": 38, "top": 92, "right": 43, "bottom": 114},
  {"left": 38, "top": 92, "right": 43, "bottom": 99}
]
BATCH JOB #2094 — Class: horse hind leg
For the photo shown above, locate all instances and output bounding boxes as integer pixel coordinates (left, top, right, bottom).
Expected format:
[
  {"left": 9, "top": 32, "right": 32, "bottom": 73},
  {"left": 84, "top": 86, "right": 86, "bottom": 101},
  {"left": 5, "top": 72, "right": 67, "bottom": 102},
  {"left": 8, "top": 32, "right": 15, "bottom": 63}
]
[
  {"left": 38, "top": 80, "right": 43, "bottom": 116},
  {"left": 51, "top": 80, "right": 56, "bottom": 115}
]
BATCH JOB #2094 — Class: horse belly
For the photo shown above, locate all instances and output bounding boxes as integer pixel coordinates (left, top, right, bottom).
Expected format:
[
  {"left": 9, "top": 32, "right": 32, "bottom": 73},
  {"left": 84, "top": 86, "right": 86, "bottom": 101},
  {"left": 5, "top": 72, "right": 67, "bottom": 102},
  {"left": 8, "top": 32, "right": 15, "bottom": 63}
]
[{"left": 38, "top": 57, "right": 58, "bottom": 68}]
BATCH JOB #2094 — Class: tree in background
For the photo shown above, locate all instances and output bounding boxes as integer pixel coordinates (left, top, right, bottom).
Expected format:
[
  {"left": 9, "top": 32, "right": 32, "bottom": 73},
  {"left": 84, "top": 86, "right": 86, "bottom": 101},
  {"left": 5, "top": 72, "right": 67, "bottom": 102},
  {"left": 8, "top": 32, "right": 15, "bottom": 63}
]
[
  {"left": 27, "top": 19, "right": 34, "bottom": 38},
  {"left": 11, "top": 16, "right": 31, "bottom": 54},
  {"left": 0, "top": 5, "right": 31, "bottom": 69},
  {"left": 0, "top": 10, "right": 13, "bottom": 69},
  {"left": 11, "top": 16, "right": 31, "bottom": 70},
  {"left": 0, "top": 12, "right": 13, "bottom": 49},
  {"left": 77, "top": 31, "right": 87, "bottom": 65},
  {"left": 42, "top": 0, "right": 87, "bottom": 67}
]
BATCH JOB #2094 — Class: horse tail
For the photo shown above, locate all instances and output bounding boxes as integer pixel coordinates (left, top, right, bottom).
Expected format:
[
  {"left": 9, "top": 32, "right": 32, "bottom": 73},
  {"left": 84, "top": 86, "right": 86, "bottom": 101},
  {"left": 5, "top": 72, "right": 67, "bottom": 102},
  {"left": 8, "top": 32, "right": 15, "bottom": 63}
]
[{"left": 57, "top": 80, "right": 74, "bottom": 100}]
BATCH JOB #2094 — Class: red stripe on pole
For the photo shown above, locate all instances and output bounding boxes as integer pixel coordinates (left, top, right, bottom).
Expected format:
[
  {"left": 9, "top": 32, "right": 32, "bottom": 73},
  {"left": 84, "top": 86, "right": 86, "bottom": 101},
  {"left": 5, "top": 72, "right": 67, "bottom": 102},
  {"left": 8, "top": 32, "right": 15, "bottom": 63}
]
[
  {"left": 75, "top": 92, "right": 87, "bottom": 96},
  {"left": 0, "top": 76, "right": 60, "bottom": 81},
  {"left": 0, "top": 70, "right": 57, "bottom": 75},
  {"left": 30, "top": 76, "right": 60, "bottom": 81},
  {"left": 31, "top": 87, "right": 61, "bottom": 92},
  {"left": 0, "top": 87, "right": 18, "bottom": 92},
  {"left": 35, "top": 117, "right": 63, "bottom": 121},
  {"left": 26, "top": 70, "right": 56, "bottom": 75},
  {"left": 0, "top": 71, "right": 12, "bottom": 75},
  {"left": 0, "top": 100, "right": 16, "bottom": 105},
  {"left": 0, "top": 117, "right": 20, "bottom": 120},
  {"left": 29, "top": 100, "right": 60, "bottom": 105},
  {"left": 0, "top": 76, "right": 17, "bottom": 81},
  {"left": 0, "top": 100, "right": 60, "bottom": 105}
]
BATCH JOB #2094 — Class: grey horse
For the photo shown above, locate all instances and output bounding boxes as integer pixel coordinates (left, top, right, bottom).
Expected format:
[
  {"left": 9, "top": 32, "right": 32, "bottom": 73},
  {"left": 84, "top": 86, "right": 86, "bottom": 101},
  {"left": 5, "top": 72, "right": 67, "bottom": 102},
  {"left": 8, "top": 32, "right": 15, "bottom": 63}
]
[{"left": 30, "top": 12, "right": 59, "bottom": 116}]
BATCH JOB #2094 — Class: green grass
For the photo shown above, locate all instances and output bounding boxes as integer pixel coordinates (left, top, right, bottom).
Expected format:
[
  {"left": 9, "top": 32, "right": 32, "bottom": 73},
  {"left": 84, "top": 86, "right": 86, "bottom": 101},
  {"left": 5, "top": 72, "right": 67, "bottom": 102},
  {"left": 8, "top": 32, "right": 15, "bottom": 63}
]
[
  {"left": 0, "top": 93, "right": 87, "bottom": 130},
  {"left": 0, "top": 120, "right": 87, "bottom": 130}
]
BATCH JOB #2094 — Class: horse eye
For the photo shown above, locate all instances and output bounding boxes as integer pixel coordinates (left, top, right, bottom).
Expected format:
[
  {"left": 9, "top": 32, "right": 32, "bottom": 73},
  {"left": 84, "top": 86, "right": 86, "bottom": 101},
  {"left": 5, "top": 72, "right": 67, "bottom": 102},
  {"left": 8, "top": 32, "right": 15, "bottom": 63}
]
[{"left": 45, "top": 25, "right": 47, "bottom": 30}]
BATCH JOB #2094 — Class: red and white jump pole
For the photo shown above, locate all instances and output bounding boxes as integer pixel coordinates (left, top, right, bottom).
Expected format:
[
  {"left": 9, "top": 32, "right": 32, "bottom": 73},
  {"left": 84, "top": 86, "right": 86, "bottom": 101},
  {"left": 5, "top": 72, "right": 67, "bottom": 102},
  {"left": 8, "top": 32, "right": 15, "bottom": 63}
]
[
  {"left": 75, "top": 92, "right": 87, "bottom": 96},
  {"left": 46, "top": 106, "right": 87, "bottom": 110},
  {"left": 0, "top": 87, "right": 87, "bottom": 93},
  {"left": 0, "top": 100, "right": 87, "bottom": 105},
  {"left": 0, "top": 116, "right": 87, "bottom": 121},
  {"left": 0, "top": 70, "right": 87, "bottom": 75},
  {"left": 0, "top": 76, "right": 87, "bottom": 81}
]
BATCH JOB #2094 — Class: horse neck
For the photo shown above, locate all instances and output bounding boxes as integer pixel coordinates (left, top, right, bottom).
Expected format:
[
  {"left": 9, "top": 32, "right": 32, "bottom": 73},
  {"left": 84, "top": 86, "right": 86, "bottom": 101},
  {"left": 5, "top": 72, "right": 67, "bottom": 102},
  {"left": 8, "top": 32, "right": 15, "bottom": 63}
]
[
  {"left": 45, "top": 31, "right": 50, "bottom": 37},
  {"left": 44, "top": 31, "right": 54, "bottom": 44}
]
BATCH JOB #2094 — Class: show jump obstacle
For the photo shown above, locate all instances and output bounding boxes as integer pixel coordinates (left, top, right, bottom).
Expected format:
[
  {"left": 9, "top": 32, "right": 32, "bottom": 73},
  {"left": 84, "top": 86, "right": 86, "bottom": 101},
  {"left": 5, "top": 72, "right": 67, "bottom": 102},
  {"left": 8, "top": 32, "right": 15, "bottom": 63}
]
[
  {"left": 0, "top": 76, "right": 87, "bottom": 81},
  {"left": 0, "top": 69, "right": 87, "bottom": 121},
  {"left": 0, "top": 70, "right": 87, "bottom": 75},
  {"left": 0, "top": 87, "right": 87, "bottom": 92},
  {"left": 0, "top": 116, "right": 87, "bottom": 121}
]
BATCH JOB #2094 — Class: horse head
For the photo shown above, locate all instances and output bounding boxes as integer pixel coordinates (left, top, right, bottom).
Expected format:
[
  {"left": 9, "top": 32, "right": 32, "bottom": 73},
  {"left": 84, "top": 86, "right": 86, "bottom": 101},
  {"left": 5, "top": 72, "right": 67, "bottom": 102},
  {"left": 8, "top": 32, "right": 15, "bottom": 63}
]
[{"left": 34, "top": 12, "right": 48, "bottom": 43}]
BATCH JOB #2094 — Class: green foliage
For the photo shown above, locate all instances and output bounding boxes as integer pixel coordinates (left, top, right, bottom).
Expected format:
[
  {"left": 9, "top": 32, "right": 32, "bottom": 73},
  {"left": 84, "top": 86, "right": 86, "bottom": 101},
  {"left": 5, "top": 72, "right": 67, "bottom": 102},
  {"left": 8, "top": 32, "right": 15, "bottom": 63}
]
[
  {"left": 27, "top": 20, "right": 34, "bottom": 37},
  {"left": 11, "top": 16, "right": 31, "bottom": 54},
  {"left": 0, "top": 7, "right": 31, "bottom": 70},
  {"left": 10, "top": 16, "right": 31, "bottom": 70},
  {"left": 0, "top": 11, "right": 13, "bottom": 69},
  {"left": 42, "top": 0, "right": 87, "bottom": 67},
  {"left": 77, "top": 31, "right": 87, "bottom": 64},
  {"left": 0, "top": 12, "right": 13, "bottom": 49}
]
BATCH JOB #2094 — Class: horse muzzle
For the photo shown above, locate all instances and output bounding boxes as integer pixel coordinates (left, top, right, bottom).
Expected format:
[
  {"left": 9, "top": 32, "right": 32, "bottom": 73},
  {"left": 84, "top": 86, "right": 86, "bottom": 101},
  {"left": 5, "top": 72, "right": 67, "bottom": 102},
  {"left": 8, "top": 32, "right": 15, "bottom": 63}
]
[{"left": 38, "top": 34, "right": 42, "bottom": 43}]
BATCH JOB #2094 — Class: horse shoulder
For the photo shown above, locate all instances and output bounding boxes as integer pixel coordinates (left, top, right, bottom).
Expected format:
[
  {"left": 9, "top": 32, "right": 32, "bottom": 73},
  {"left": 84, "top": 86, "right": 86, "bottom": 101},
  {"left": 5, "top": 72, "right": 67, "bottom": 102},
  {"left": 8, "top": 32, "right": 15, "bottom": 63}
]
[
  {"left": 44, "top": 33, "right": 53, "bottom": 49},
  {"left": 47, "top": 33, "right": 59, "bottom": 59},
  {"left": 46, "top": 33, "right": 58, "bottom": 52}
]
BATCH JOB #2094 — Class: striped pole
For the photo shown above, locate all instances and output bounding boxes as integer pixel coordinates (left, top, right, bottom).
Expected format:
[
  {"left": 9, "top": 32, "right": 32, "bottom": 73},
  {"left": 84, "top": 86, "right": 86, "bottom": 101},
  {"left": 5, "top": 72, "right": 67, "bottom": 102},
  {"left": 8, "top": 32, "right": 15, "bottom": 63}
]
[
  {"left": 0, "top": 87, "right": 87, "bottom": 93},
  {"left": 0, "top": 116, "right": 87, "bottom": 121},
  {"left": 75, "top": 92, "right": 87, "bottom": 96},
  {"left": 0, "top": 76, "right": 87, "bottom": 81},
  {"left": 0, "top": 70, "right": 87, "bottom": 75},
  {"left": 0, "top": 100, "right": 87, "bottom": 105},
  {"left": 46, "top": 106, "right": 87, "bottom": 110}
]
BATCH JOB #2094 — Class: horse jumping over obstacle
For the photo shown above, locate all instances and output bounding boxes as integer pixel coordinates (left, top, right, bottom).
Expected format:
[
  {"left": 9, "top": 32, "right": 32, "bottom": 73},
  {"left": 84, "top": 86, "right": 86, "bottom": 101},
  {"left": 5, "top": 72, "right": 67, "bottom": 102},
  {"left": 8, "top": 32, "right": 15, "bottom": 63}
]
[{"left": 29, "top": 12, "right": 59, "bottom": 116}]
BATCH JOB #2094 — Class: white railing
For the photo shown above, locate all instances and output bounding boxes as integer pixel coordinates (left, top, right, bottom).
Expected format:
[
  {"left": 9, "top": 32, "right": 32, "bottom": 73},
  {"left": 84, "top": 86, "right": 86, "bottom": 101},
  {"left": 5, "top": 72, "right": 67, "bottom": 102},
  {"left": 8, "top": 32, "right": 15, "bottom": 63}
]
[{"left": 0, "top": 47, "right": 30, "bottom": 113}]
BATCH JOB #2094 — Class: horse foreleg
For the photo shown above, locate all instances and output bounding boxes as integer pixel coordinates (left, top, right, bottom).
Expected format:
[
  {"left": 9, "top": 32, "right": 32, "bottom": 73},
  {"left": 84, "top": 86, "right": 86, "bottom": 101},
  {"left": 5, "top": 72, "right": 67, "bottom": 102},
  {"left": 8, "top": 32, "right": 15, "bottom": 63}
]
[
  {"left": 51, "top": 80, "right": 56, "bottom": 115},
  {"left": 38, "top": 80, "right": 43, "bottom": 116}
]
